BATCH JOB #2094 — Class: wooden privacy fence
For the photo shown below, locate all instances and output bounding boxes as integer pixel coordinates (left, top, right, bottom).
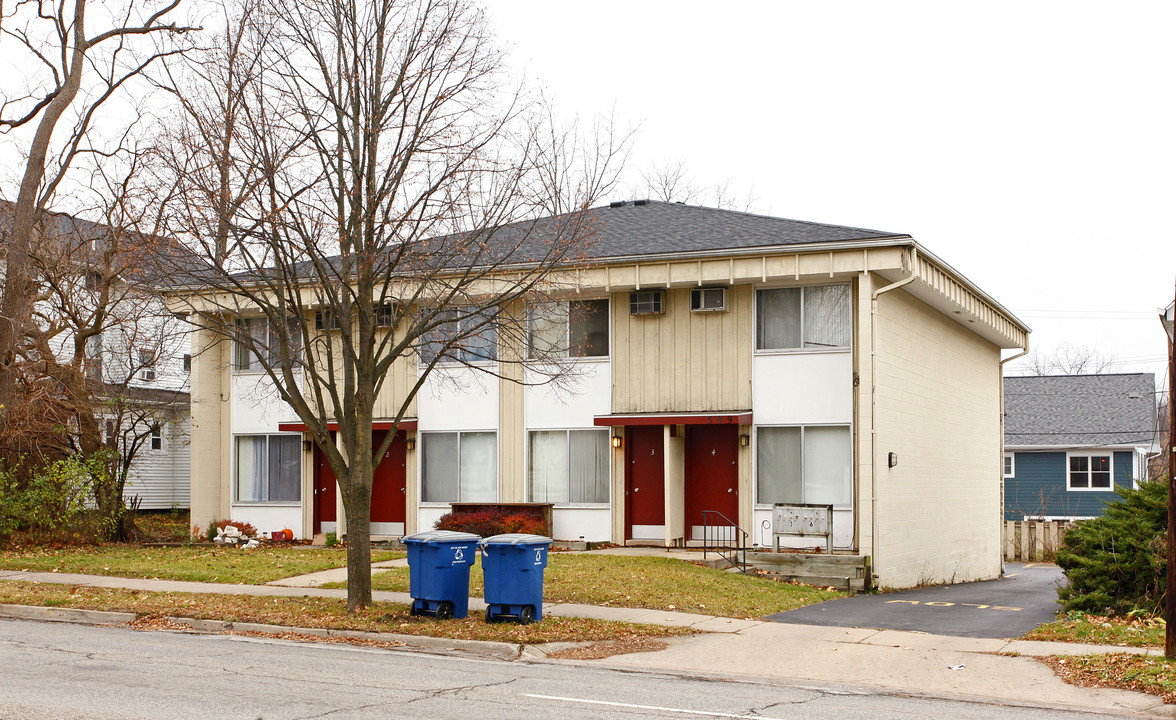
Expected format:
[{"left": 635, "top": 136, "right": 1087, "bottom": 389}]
[{"left": 1003, "top": 520, "right": 1074, "bottom": 562}]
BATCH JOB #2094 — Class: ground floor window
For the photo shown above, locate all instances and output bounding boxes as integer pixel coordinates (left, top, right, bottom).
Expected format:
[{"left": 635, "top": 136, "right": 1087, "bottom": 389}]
[
  {"left": 421, "top": 431, "right": 497, "bottom": 502},
  {"left": 528, "top": 429, "right": 609, "bottom": 503},
  {"left": 1068, "top": 454, "right": 1111, "bottom": 490},
  {"left": 756, "top": 425, "right": 851, "bottom": 505},
  {"left": 235, "top": 434, "right": 301, "bottom": 503}
]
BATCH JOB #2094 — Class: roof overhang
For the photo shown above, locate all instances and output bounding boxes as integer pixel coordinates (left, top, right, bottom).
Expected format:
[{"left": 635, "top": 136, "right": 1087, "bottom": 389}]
[
  {"left": 278, "top": 419, "right": 418, "bottom": 432},
  {"left": 594, "top": 411, "right": 752, "bottom": 427}
]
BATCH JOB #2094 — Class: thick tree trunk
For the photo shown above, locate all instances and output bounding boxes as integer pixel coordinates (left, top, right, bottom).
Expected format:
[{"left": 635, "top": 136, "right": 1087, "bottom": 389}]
[{"left": 342, "top": 423, "right": 374, "bottom": 612}]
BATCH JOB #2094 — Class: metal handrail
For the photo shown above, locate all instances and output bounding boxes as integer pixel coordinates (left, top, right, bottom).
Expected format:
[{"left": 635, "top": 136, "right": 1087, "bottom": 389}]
[{"left": 701, "top": 510, "right": 749, "bottom": 572}]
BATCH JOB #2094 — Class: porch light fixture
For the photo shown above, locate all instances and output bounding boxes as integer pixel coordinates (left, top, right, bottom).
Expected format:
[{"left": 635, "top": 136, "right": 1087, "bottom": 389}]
[
  {"left": 611, "top": 434, "right": 623, "bottom": 449},
  {"left": 302, "top": 440, "right": 313, "bottom": 453},
  {"left": 888, "top": 452, "right": 898, "bottom": 468},
  {"left": 739, "top": 433, "right": 750, "bottom": 447},
  {"left": 406, "top": 436, "right": 416, "bottom": 451}
]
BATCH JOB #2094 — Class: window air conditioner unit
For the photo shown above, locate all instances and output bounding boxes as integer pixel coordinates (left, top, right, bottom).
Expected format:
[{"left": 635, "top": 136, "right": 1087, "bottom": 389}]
[{"left": 690, "top": 287, "right": 727, "bottom": 312}]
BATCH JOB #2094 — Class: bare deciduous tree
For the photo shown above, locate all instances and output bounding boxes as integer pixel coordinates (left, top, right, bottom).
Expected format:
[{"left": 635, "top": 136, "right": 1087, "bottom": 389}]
[
  {"left": 0, "top": 0, "right": 196, "bottom": 415},
  {"left": 161, "top": 0, "right": 629, "bottom": 611},
  {"left": 1020, "top": 342, "right": 1119, "bottom": 376},
  {"left": 637, "top": 158, "right": 757, "bottom": 211}
]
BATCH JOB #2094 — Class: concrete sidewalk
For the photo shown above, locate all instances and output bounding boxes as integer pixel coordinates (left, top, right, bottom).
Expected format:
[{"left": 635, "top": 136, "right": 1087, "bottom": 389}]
[{"left": 0, "top": 568, "right": 1171, "bottom": 716}]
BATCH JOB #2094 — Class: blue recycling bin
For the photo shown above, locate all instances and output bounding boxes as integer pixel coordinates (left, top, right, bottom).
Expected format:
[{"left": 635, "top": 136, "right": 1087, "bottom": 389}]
[
  {"left": 479, "top": 533, "right": 553, "bottom": 624},
  {"left": 402, "top": 530, "right": 481, "bottom": 619}
]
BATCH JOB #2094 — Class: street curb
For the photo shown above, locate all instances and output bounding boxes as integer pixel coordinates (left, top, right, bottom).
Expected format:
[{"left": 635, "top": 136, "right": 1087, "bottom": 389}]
[{"left": 0, "top": 603, "right": 136, "bottom": 625}]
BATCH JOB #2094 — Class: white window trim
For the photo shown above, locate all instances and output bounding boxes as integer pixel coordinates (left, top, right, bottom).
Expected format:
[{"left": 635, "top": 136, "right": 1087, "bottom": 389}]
[
  {"left": 1066, "top": 451, "right": 1114, "bottom": 492},
  {"left": 1003, "top": 452, "right": 1015, "bottom": 478},
  {"left": 752, "top": 423, "right": 854, "bottom": 509},
  {"left": 150, "top": 423, "right": 164, "bottom": 451},
  {"left": 231, "top": 432, "right": 304, "bottom": 506},
  {"left": 417, "top": 429, "right": 499, "bottom": 506},
  {"left": 417, "top": 305, "right": 500, "bottom": 368},
  {"left": 525, "top": 427, "right": 611, "bottom": 507},
  {"left": 753, "top": 282, "right": 853, "bottom": 355}
]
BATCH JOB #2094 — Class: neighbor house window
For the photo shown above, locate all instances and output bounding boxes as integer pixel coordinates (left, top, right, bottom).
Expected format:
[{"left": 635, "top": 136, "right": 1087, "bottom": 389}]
[
  {"left": 756, "top": 425, "right": 852, "bottom": 506},
  {"left": 420, "top": 306, "right": 498, "bottom": 364},
  {"left": 421, "top": 431, "right": 497, "bottom": 502},
  {"left": 528, "top": 299, "right": 608, "bottom": 358},
  {"left": 182, "top": 354, "right": 192, "bottom": 373},
  {"left": 86, "top": 333, "right": 104, "bottom": 381},
  {"left": 1003, "top": 453, "right": 1015, "bottom": 478},
  {"left": 1068, "top": 454, "right": 1112, "bottom": 490},
  {"left": 139, "top": 349, "right": 156, "bottom": 381},
  {"left": 528, "top": 429, "right": 609, "bottom": 504},
  {"left": 756, "top": 284, "right": 851, "bottom": 351},
  {"left": 150, "top": 423, "right": 163, "bottom": 450},
  {"left": 234, "top": 317, "right": 302, "bottom": 371},
  {"left": 235, "top": 435, "right": 301, "bottom": 502}
]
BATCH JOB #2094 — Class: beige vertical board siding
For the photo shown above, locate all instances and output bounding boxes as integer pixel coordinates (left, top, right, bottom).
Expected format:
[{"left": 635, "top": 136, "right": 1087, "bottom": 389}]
[
  {"left": 611, "top": 437, "right": 626, "bottom": 543},
  {"left": 405, "top": 433, "right": 419, "bottom": 534},
  {"left": 738, "top": 424, "right": 753, "bottom": 533},
  {"left": 612, "top": 287, "right": 752, "bottom": 414},
  {"left": 498, "top": 301, "right": 525, "bottom": 502},
  {"left": 372, "top": 322, "right": 419, "bottom": 421},
  {"left": 189, "top": 324, "right": 228, "bottom": 535},
  {"left": 301, "top": 442, "right": 313, "bottom": 538},
  {"left": 873, "top": 287, "right": 1002, "bottom": 588},
  {"left": 854, "top": 273, "right": 875, "bottom": 558},
  {"left": 665, "top": 425, "right": 686, "bottom": 546}
]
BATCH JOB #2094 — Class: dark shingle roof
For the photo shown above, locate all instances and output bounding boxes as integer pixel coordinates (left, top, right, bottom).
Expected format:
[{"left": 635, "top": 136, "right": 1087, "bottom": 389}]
[
  {"left": 1004, "top": 373, "right": 1158, "bottom": 447},
  {"left": 521, "top": 200, "right": 903, "bottom": 260}
]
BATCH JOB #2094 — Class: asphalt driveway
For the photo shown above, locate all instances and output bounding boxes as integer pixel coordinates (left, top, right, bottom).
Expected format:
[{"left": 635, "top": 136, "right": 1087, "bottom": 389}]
[{"left": 765, "top": 563, "right": 1063, "bottom": 639}]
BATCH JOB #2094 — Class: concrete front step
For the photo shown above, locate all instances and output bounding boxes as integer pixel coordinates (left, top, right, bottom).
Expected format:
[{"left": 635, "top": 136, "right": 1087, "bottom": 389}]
[{"left": 745, "top": 552, "right": 871, "bottom": 593}]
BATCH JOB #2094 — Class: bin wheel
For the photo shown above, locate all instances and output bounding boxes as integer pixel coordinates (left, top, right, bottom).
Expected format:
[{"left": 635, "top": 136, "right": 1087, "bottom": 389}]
[
  {"left": 484, "top": 610, "right": 498, "bottom": 624},
  {"left": 409, "top": 605, "right": 421, "bottom": 617},
  {"left": 519, "top": 606, "right": 535, "bottom": 625},
  {"left": 436, "top": 601, "right": 455, "bottom": 620}
]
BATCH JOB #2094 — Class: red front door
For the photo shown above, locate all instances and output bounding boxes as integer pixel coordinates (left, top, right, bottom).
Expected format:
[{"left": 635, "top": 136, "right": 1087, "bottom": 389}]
[
  {"left": 312, "top": 445, "right": 337, "bottom": 535},
  {"left": 370, "top": 430, "right": 407, "bottom": 527},
  {"left": 684, "top": 424, "right": 739, "bottom": 539},
  {"left": 625, "top": 425, "right": 665, "bottom": 540}
]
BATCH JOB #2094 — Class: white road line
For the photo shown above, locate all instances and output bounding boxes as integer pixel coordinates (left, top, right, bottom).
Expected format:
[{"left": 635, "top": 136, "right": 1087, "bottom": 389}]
[{"left": 523, "top": 694, "right": 776, "bottom": 719}]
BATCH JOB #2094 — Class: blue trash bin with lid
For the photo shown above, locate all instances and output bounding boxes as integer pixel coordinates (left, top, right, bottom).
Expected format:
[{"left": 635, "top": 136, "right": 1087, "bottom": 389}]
[
  {"left": 479, "top": 533, "right": 553, "bottom": 624},
  {"left": 402, "top": 530, "right": 480, "bottom": 619}
]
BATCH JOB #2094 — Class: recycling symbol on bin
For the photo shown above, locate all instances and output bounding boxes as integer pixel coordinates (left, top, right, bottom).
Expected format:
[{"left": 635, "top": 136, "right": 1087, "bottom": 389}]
[{"left": 454, "top": 547, "right": 465, "bottom": 561}]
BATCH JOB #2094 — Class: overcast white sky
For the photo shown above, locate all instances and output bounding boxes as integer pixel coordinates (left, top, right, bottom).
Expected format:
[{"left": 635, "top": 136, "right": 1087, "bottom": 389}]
[{"left": 483, "top": 0, "right": 1176, "bottom": 387}]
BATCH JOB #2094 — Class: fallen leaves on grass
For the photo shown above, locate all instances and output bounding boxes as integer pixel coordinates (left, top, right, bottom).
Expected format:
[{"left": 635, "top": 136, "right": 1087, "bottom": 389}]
[
  {"left": 0, "top": 582, "right": 692, "bottom": 645},
  {"left": 547, "top": 637, "right": 669, "bottom": 660},
  {"left": 1041, "top": 654, "right": 1176, "bottom": 704},
  {"left": 1025, "top": 612, "right": 1165, "bottom": 648}
]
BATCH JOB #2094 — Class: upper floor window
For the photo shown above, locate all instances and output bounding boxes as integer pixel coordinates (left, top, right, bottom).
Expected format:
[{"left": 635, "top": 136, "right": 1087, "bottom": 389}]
[
  {"left": 1069, "top": 454, "right": 1111, "bottom": 490},
  {"left": 234, "top": 317, "right": 302, "bottom": 372},
  {"left": 756, "top": 284, "right": 851, "bottom": 351},
  {"left": 629, "top": 291, "right": 664, "bottom": 316},
  {"left": 528, "top": 299, "right": 608, "bottom": 359},
  {"left": 420, "top": 306, "right": 498, "bottom": 365}
]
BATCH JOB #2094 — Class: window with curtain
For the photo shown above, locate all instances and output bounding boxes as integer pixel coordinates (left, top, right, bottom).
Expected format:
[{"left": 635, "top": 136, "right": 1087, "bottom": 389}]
[
  {"left": 420, "top": 306, "right": 498, "bottom": 364},
  {"left": 421, "top": 431, "right": 497, "bottom": 502},
  {"left": 756, "top": 425, "right": 851, "bottom": 506},
  {"left": 528, "top": 299, "right": 609, "bottom": 358},
  {"left": 235, "top": 435, "right": 301, "bottom": 502},
  {"left": 528, "top": 429, "right": 609, "bottom": 504},
  {"left": 756, "top": 284, "right": 851, "bottom": 351},
  {"left": 234, "top": 317, "right": 303, "bottom": 371}
]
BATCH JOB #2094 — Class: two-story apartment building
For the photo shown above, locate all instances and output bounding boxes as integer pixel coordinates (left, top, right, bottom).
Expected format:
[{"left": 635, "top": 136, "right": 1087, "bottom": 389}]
[{"left": 186, "top": 200, "right": 1028, "bottom": 588}]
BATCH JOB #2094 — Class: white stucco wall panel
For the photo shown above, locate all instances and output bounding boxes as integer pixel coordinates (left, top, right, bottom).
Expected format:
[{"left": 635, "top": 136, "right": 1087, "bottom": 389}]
[
  {"left": 231, "top": 505, "right": 302, "bottom": 539},
  {"left": 417, "top": 367, "right": 499, "bottom": 431},
  {"left": 552, "top": 507, "right": 611, "bottom": 542},
  {"left": 752, "top": 352, "right": 852, "bottom": 425},
  {"left": 524, "top": 361, "right": 612, "bottom": 429},
  {"left": 872, "top": 287, "right": 1002, "bottom": 588},
  {"left": 230, "top": 374, "right": 299, "bottom": 433}
]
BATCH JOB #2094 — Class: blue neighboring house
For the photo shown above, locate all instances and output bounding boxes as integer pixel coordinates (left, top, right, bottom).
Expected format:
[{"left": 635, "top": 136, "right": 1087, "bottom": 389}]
[{"left": 1003, "top": 373, "right": 1158, "bottom": 521}]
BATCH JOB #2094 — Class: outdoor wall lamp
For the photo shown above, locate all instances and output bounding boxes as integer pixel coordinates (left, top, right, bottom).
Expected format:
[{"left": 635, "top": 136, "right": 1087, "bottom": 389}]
[
  {"left": 888, "top": 452, "right": 899, "bottom": 468},
  {"left": 611, "top": 434, "right": 623, "bottom": 449},
  {"left": 303, "top": 440, "right": 313, "bottom": 453},
  {"left": 739, "top": 433, "right": 750, "bottom": 447},
  {"left": 406, "top": 436, "right": 416, "bottom": 451}
]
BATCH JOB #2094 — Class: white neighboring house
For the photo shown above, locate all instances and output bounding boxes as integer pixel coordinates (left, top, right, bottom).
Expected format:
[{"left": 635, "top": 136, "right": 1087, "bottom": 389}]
[{"left": 1, "top": 200, "right": 192, "bottom": 509}]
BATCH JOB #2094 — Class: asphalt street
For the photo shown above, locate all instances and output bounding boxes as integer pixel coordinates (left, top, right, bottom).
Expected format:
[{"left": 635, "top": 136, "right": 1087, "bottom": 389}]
[
  {"left": 766, "top": 562, "right": 1063, "bottom": 638},
  {"left": 0, "top": 616, "right": 1127, "bottom": 720}
]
